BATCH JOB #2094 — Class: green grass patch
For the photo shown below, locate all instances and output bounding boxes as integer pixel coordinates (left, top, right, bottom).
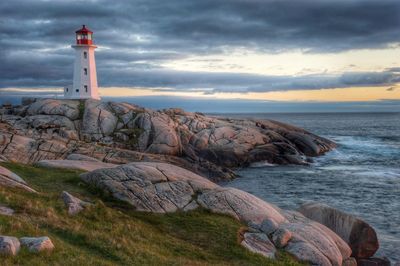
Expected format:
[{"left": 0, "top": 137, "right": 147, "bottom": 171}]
[{"left": 0, "top": 162, "right": 302, "bottom": 266}]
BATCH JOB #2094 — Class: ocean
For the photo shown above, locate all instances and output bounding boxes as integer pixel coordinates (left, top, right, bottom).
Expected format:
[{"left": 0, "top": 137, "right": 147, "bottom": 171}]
[{"left": 221, "top": 112, "right": 400, "bottom": 262}]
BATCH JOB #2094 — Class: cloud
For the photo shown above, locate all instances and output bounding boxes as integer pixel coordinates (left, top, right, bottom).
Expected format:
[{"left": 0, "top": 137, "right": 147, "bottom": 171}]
[{"left": 1, "top": 0, "right": 400, "bottom": 91}]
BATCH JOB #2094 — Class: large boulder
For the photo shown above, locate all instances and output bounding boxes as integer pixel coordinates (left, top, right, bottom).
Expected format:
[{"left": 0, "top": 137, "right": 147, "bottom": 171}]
[
  {"left": 0, "top": 165, "right": 36, "bottom": 192},
  {"left": 80, "top": 162, "right": 217, "bottom": 213},
  {"left": 36, "top": 159, "right": 117, "bottom": 172},
  {"left": 145, "top": 114, "right": 181, "bottom": 155},
  {"left": 282, "top": 210, "right": 352, "bottom": 266},
  {"left": 197, "top": 187, "right": 286, "bottom": 226},
  {"left": 81, "top": 100, "right": 118, "bottom": 141},
  {"left": 0, "top": 236, "right": 20, "bottom": 256},
  {"left": 20, "top": 236, "right": 54, "bottom": 253},
  {"left": 299, "top": 202, "right": 379, "bottom": 258},
  {"left": 61, "top": 191, "right": 91, "bottom": 215}
]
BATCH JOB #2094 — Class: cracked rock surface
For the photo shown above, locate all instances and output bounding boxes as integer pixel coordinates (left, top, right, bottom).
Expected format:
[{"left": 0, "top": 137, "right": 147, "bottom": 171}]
[
  {"left": 81, "top": 162, "right": 217, "bottom": 213},
  {"left": 1, "top": 98, "right": 335, "bottom": 181}
]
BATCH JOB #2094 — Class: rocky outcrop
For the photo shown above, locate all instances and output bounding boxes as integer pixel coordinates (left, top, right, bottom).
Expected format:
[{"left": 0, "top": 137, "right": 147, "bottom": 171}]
[
  {"left": 20, "top": 236, "right": 54, "bottom": 253},
  {"left": 81, "top": 162, "right": 352, "bottom": 265},
  {"left": 0, "top": 99, "right": 335, "bottom": 181},
  {"left": 299, "top": 202, "right": 379, "bottom": 259},
  {"left": 0, "top": 165, "right": 36, "bottom": 192},
  {"left": 0, "top": 236, "right": 20, "bottom": 256},
  {"left": 61, "top": 191, "right": 91, "bottom": 215}
]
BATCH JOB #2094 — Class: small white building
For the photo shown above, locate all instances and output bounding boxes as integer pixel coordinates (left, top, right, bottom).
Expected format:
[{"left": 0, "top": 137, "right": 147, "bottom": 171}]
[{"left": 64, "top": 25, "right": 100, "bottom": 100}]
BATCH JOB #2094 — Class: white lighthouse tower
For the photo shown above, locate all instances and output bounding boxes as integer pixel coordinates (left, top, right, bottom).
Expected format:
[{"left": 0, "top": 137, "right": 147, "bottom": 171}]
[{"left": 64, "top": 25, "right": 100, "bottom": 100}]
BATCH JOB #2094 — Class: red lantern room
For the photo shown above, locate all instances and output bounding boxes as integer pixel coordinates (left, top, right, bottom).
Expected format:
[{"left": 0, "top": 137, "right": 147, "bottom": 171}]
[{"left": 75, "top": 25, "right": 93, "bottom": 45}]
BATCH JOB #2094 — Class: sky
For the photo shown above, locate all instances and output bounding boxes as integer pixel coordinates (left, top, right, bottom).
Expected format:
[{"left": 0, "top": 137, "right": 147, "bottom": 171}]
[{"left": 1, "top": 0, "right": 400, "bottom": 112}]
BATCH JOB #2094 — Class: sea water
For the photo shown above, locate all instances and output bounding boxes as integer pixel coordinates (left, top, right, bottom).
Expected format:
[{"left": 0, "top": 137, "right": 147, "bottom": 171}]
[{"left": 222, "top": 112, "right": 400, "bottom": 261}]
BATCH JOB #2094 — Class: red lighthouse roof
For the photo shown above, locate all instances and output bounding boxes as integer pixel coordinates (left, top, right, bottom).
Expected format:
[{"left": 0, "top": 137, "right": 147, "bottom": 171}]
[
  {"left": 75, "top": 25, "right": 93, "bottom": 45},
  {"left": 76, "top": 25, "right": 93, "bottom": 34}
]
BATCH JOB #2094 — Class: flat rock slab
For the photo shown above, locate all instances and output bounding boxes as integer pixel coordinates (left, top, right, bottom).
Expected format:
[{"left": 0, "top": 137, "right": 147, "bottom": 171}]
[
  {"left": 0, "top": 205, "right": 14, "bottom": 216},
  {"left": 299, "top": 202, "right": 379, "bottom": 258},
  {"left": 81, "top": 162, "right": 217, "bottom": 213},
  {"left": 241, "top": 232, "right": 276, "bottom": 259},
  {"left": 61, "top": 191, "right": 91, "bottom": 215},
  {"left": 36, "top": 159, "right": 117, "bottom": 172},
  {"left": 0, "top": 165, "right": 36, "bottom": 193},
  {"left": 0, "top": 236, "right": 20, "bottom": 256},
  {"left": 20, "top": 236, "right": 54, "bottom": 253}
]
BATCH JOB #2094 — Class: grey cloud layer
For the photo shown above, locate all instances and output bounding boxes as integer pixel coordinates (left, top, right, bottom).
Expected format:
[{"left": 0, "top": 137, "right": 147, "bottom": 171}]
[{"left": 1, "top": 0, "right": 400, "bottom": 91}]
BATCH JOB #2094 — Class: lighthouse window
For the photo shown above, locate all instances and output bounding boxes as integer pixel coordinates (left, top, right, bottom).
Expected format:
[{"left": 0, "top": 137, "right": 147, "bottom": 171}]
[
  {"left": 76, "top": 89, "right": 79, "bottom": 93},
  {"left": 84, "top": 85, "right": 88, "bottom": 92},
  {"left": 84, "top": 68, "right": 88, "bottom": 75},
  {"left": 83, "top": 52, "right": 87, "bottom": 59}
]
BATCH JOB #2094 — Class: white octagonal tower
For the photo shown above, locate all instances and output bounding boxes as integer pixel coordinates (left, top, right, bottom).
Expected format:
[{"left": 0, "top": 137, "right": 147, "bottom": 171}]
[{"left": 64, "top": 25, "right": 100, "bottom": 100}]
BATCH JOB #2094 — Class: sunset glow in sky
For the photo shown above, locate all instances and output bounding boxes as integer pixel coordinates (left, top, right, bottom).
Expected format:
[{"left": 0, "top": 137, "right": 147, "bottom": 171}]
[{"left": 1, "top": 0, "right": 400, "bottom": 112}]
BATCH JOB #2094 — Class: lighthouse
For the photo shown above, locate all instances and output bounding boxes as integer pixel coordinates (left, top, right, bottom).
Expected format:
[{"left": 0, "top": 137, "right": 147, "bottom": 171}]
[{"left": 64, "top": 25, "right": 100, "bottom": 100}]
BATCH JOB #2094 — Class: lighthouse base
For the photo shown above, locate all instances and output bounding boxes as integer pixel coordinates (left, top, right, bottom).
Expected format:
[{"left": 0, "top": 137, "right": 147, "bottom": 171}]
[{"left": 63, "top": 85, "right": 100, "bottom": 100}]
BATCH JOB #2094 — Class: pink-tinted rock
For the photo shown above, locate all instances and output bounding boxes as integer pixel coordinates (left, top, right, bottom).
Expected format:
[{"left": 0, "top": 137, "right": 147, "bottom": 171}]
[
  {"left": 299, "top": 202, "right": 379, "bottom": 258},
  {"left": 0, "top": 165, "right": 36, "bottom": 192},
  {"left": 20, "top": 236, "right": 54, "bottom": 253},
  {"left": 0, "top": 236, "right": 20, "bottom": 256},
  {"left": 241, "top": 232, "right": 276, "bottom": 259}
]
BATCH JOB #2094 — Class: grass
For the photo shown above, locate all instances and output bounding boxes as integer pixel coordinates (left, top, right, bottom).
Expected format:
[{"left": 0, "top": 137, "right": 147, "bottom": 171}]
[{"left": 0, "top": 162, "right": 302, "bottom": 266}]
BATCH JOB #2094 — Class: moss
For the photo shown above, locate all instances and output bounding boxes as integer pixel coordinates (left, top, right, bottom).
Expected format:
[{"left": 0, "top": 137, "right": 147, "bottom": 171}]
[
  {"left": 118, "top": 127, "right": 144, "bottom": 147},
  {"left": 0, "top": 162, "right": 303, "bottom": 266},
  {"left": 78, "top": 100, "right": 85, "bottom": 120}
]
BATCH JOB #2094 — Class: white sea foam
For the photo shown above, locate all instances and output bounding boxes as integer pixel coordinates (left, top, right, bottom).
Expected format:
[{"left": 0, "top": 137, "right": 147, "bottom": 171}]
[{"left": 250, "top": 161, "right": 276, "bottom": 168}]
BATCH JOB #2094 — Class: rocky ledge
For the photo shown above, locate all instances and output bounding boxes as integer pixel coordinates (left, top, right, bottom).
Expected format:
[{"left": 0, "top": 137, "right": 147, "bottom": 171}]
[{"left": 0, "top": 98, "right": 335, "bottom": 181}]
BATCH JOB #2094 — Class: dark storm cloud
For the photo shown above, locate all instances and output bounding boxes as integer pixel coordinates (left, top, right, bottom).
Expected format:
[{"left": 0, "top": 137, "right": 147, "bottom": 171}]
[
  {"left": 1, "top": 0, "right": 400, "bottom": 90},
  {"left": 96, "top": 69, "right": 400, "bottom": 93}
]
